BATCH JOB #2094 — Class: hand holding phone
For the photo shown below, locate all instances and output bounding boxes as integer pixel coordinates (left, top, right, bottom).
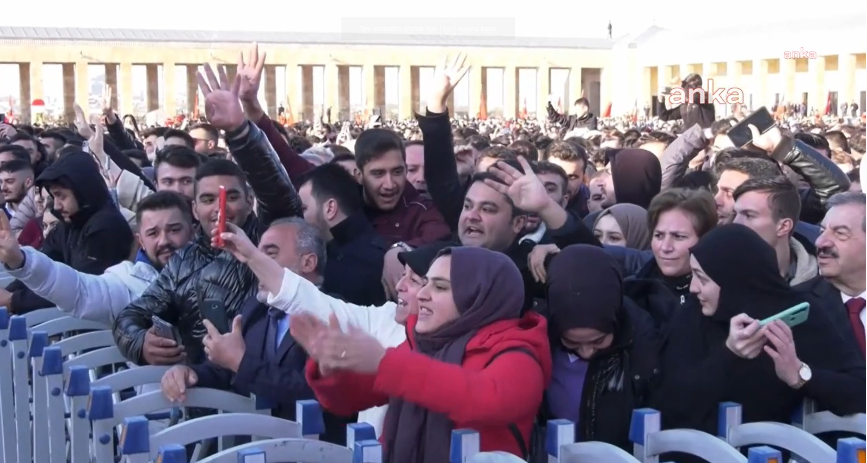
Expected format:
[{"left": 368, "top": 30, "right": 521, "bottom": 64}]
[
  {"left": 151, "top": 315, "right": 181, "bottom": 343},
  {"left": 200, "top": 299, "right": 230, "bottom": 334},
  {"left": 759, "top": 302, "right": 809, "bottom": 328},
  {"left": 727, "top": 106, "right": 776, "bottom": 148},
  {"left": 215, "top": 186, "right": 227, "bottom": 247}
]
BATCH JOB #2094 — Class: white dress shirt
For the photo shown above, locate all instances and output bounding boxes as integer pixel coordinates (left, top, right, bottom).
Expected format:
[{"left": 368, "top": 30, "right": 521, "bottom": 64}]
[{"left": 841, "top": 291, "right": 867, "bottom": 335}]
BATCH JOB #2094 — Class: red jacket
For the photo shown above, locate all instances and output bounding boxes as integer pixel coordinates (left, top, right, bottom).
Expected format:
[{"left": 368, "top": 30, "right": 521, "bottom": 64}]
[{"left": 306, "top": 311, "right": 552, "bottom": 457}]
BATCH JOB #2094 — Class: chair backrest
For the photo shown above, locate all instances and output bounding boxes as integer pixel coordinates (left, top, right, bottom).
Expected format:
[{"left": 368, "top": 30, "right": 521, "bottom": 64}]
[
  {"left": 792, "top": 399, "right": 867, "bottom": 436},
  {"left": 63, "top": 344, "right": 127, "bottom": 374},
  {"left": 29, "top": 331, "right": 52, "bottom": 463},
  {"left": 90, "top": 365, "right": 171, "bottom": 392},
  {"left": 0, "top": 307, "right": 17, "bottom": 463},
  {"left": 836, "top": 437, "right": 866, "bottom": 463},
  {"left": 23, "top": 307, "right": 66, "bottom": 328},
  {"left": 7, "top": 316, "right": 32, "bottom": 463},
  {"left": 630, "top": 408, "right": 747, "bottom": 463},
  {"left": 718, "top": 402, "right": 836, "bottom": 463},
  {"left": 52, "top": 330, "right": 116, "bottom": 357},
  {"left": 32, "top": 316, "right": 109, "bottom": 338},
  {"left": 193, "top": 439, "right": 361, "bottom": 463}
]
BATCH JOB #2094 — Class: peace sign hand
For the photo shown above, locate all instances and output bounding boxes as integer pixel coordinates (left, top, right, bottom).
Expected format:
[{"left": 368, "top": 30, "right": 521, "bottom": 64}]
[
  {"left": 101, "top": 85, "right": 117, "bottom": 125},
  {"left": 73, "top": 103, "right": 94, "bottom": 139},
  {"left": 484, "top": 156, "right": 552, "bottom": 214},
  {"left": 0, "top": 213, "right": 24, "bottom": 270},
  {"left": 237, "top": 42, "right": 267, "bottom": 105},
  {"left": 428, "top": 53, "right": 470, "bottom": 114},
  {"left": 196, "top": 64, "right": 246, "bottom": 132}
]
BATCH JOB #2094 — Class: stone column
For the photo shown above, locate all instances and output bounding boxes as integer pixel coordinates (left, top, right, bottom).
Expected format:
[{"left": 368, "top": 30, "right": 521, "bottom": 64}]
[
  {"left": 224, "top": 65, "right": 238, "bottom": 87},
  {"left": 468, "top": 67, "right": 483, "bottom": 118},
  {"left": 301, "top": 65, "right": 314, "bottom": 122},
  {"left": 399, "top": 64, "right": 413, "bottom": 120},
  {"left": 264, "top": 65, "right": 278, "bottom": 118},
  {"left": 727, "top": 61, "right": 743, "bottom": 92},
  {"left": 104, "top": 64, "right": 118, "bottom": 111},
  {"left": 753, "top": 59, "right": 769, "bottom": 109},
  {"left": 809, "top": 56, "right": 826, "bottom": 113},
  {"left": 145, "top": 64, "right": 159, "bottom": 112},
  {"left": 62, "top": 63, "right": 76, "bottom": 122},
  {"left": 185, "top": 64, "right": 198, "bottom": 115},
  {"left": 119, "top": 62, "right": 134, "bottom": 116},
  {"left": 839, "top": 54, "right": 857, "bottom": 106},
  {"left": 163, "top": 62, "right": 177, "bottom": 116},
  {"left": 410, "top": 66, "right": 420, "bottom": 115},
  {"left": 781, "top": 57, "right": 796, "bottom": 104},
  {"left": 75, "top": 61, "right": 90, "bottom": 109},
  {"left": 537, "top": 65, "right": 550, "bottom": 119},
  {"left": 363, "top": 64, "right": 375, "bottom": 114},
  {"left": 337, "top": 66, "right": 350, "bottom": 121},
  {"left": 374, "top": 66, "right": 386, "bottom": 108},
  {"left": 19, "top": 63, "right": 43, "bottom": 124}
]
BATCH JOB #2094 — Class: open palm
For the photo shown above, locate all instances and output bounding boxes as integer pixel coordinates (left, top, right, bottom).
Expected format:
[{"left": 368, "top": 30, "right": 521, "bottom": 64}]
[
  {"left": 484, "top": 156, "right": 551, "bottom": 213},
  {"left": 197, "top": 64, "right": 245, "bottom": 132},
  {"left": 237, "top": 42, "right": 266, "bottom": 103},
  {"left": 428, "top": 53, "right": 470, "bottom": 112}
]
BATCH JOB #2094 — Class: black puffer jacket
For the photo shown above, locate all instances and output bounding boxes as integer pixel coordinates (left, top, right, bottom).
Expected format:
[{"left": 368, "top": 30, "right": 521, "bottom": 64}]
[
  {"left": 112, "top": 120, "right": 301, "bottom": 365},
  {"left": 6, "top": 152, "right": 133, "bottom": 313}
]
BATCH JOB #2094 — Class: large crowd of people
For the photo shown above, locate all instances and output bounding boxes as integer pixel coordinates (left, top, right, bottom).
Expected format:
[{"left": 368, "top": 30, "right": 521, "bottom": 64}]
[{"left": 0, "top": 43, "right": 864, "bottom": 463}]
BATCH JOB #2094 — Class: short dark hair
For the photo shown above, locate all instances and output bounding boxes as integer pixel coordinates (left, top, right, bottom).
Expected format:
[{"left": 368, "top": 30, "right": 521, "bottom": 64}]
[
  {"left": 545, "top": 140, "right": 587, "bottom": 167},
  {"left": 288, "top": 135, "right": 313, "bottom": 155},
  {"left": 647, "top": 188, "right": 717, "bottom": 238},
  {"left": 330, "top": 153, "right": 357, "bottom": 165},
  {"left": 716, "top": 157, "right": 782, "bottom": 180},
  {"left": 134, "top": 190, "right": 193, "bottom": 230},
  {"left": 574, "top": 97, "right": 590, "bottom": 108},
  {"left": 10, "top": 133, "right": 48, "bottom": 161},
  {"left": 354, "top": 129, "right": 405, "bottom": 170},
  {"left": 508, "top": 140, "right": 538, "bottom": 161},
  {"left": 155, "top": 146, "right": 202, "bottom": 176},
  {"left": 671, "top": 170, "right": 717, "bottom": 193},
  {"left": 733, "top": 176, "right": 801, "bottom": 229},
  {"left": 467, "top": 134, "right": 491, "bottom": 151},
  {"left": 479, "top": 146, "right": 517, "bottom": 164},
  {"left": 0, "top": 145, "right": 32, "bottom": 164},
  {"left": 299, "top": 163, "right": 363, "bottom": 216},
  {"left": 824, "top": 130, "right": 850, "bottom": 153},
  {"left": 532, "top": 160, "right": 568, "bottom": 196},
  {"left": 142, "top": 127, "right": 169, "bottom": 139},
  {"left": 329, "top": 145, "right": 353, "bottom": 158},
  {"left": 190, "top": 123, "right": 219, "bottom": 141},
  {"left": 638, "top": 131, "right": 677, "bottom": 147},
  {"left": 195, "top": 159, "right": 249, "bottom": 196},
  {"left": 469, "top": 159, "right": 526, "bottom": 217},
  {"left": 40, "top": 130, "right": 67, "bottom": 145},
  {"left": 163, "top": 129, "right": 195, "bottom": 149},
  {"left": 0, "top": 159, "right": 33, "bottom": 175},
  {"left": 794, "top": 132, "right": 830, "bottom": 154}
]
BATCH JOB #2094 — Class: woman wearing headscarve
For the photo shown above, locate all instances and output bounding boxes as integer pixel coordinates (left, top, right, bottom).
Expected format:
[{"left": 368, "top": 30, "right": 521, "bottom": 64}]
[
  {"left": 541, "top": 245, "right": 660, "bottom": 451},
  {"left": 296, "top": 246, "right": 552, "bottom": 462},
  {"left": 654, "top": 224, "right": 865, "bottom": 443},
  {"left": 592, "top": 203, "right": 651, "bottom": 250}
]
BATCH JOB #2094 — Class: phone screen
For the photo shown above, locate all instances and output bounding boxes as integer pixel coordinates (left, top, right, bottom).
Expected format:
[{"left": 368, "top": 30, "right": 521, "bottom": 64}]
[
  {"left": 728, "top": 107, "right": 775, "bottom": 148},
  {"left": 216, "top": 186, "right": 227, "bottom": 247}
]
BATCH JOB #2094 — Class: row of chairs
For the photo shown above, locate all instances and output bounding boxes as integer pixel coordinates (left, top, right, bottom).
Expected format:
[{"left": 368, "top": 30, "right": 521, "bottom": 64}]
[{"left": 2, "top": 306, "right": 865, "bottom": 463}]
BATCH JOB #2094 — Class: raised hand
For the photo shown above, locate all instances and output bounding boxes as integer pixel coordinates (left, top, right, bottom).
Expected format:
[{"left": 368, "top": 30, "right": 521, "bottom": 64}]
[
  {"left": 428, "top": 53, "right": 470, "bottom": 114},
  {"left": 211, "top": 222, "right": 258, "bottom": 263},
  {"left": 101, "top": 85, "right": 117, "bottom": 124},
  {"left": 0, "top": 213, "right": 24, "bottom": 270},
  {"left": 73, "top": 103, "right": 94, "bottom": 139},
  {"left": 196, "top": 64, "right": 245, "bottom": 132},
  {"left": 237, "top": 42, "right": 266, "bottom": 106},
  {"left": 484, "top": 156, "right": 552, "bottom": 214}
]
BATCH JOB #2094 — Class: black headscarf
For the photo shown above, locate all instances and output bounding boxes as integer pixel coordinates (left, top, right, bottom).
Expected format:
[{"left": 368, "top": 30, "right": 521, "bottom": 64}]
[
  {"left": 609, "top": 149, "right": 662, "bottom": 210},
  {"left": 381, "top": 246, "right": 525, "bottom": 463},
  {"left": 547, "top": 244, "right": 622, "bottom": 337}
]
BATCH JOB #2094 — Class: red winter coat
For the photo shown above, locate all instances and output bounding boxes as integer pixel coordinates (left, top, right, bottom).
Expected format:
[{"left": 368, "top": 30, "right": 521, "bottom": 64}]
[{"left": 306, "top": 311, "right": 552, "bottom": 457}]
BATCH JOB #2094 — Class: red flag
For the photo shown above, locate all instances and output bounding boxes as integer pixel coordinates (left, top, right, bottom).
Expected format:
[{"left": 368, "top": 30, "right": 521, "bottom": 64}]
[
  {"left": 479, "top": 92, "right": 488, "bottom": 120},
  {"left": 285, "top": 98, "right": 295, "bottom": 125},
  {"left": 6, "top": 96, "right": 13, "bottom": 118},
  {"left": 824, "top": 92, "right": 832, "bottom": 116},
  {"left": 603, "top": 102, "right": 612, "bottom": 118},
  {"left": 521, "top": 98, "right": 528, "bottom": 119}
]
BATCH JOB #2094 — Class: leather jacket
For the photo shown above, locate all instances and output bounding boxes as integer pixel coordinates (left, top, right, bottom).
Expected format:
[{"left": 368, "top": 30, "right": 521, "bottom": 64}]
[{"left": 112, "top": 120, "right": 301, "bottom": 365}]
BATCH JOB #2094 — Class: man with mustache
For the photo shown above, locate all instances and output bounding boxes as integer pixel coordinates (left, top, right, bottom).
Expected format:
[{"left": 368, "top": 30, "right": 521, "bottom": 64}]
[
  {"left": 0, "top": 191, "right": 194, "bottom": 325},
  {"left": 797, "top": 191, "right": 867, "bottom": 358}
]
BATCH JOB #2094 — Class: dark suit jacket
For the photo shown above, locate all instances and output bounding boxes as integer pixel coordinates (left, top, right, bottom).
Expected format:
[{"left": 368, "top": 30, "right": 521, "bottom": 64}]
[
  {"left": 190, "top": 296, "right": 353, "bottom": 444},
  {"left": 795, "top": 276, "right": 864, "bottom": 358}
]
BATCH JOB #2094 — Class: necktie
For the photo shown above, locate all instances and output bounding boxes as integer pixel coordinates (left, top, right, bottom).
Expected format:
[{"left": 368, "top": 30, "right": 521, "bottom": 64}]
[
  {"left": 264, "top": 308, "right": 286, "bottom": 361},
  {"left": 844, "top": 297, "right": 866, "bottom": 356}
]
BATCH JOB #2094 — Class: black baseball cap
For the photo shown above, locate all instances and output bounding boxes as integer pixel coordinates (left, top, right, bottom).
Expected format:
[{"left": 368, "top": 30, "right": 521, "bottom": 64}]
[{"left": 397, "top": 241, "right": 453, "bottom": 277}]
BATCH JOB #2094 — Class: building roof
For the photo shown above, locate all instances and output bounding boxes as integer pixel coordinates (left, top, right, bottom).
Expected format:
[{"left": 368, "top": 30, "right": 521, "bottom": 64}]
[{"left": 0, "top": 26, "right": 615, "bottom": 49}]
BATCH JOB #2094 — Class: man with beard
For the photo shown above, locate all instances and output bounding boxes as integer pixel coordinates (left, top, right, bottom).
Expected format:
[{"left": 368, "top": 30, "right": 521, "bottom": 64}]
[
  {"left": 160, "top": 218, "right": 352, "bottom": 444},
  {"left": 0, "top": 191, "right": 194, "bottom": 325},
  {"left": 797, "top": 191, "right": 867, "bottom": 358}
]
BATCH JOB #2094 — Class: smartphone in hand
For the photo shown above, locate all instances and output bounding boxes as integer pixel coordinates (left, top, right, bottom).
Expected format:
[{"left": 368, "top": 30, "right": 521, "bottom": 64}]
[
  {"left": 200, "top": 299, "right": 231, "bottom": 334},
  {"left": 151, "top": 315, "right": 181, "bottom": 343},
  {"left": 727, "top": 106, "right": 776, "bottom": 148},
  {"left": 759, "top": 302, "right": 810, "bottom": 328}
]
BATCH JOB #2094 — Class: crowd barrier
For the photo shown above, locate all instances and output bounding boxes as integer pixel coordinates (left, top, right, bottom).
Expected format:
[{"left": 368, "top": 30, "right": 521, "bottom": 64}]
[{"left": 1, "top": 306, "right": 865, "bottom": 463}]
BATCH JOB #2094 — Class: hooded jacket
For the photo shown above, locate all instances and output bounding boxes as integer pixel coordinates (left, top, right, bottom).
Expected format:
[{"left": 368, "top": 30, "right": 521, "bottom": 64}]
[{"left": 5, "top": 152, "right": 133, "bottom": 313}]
